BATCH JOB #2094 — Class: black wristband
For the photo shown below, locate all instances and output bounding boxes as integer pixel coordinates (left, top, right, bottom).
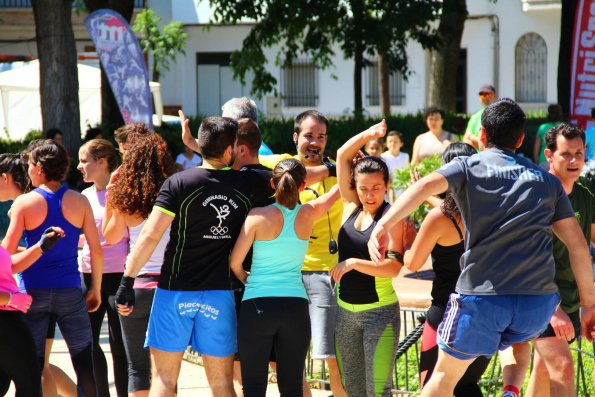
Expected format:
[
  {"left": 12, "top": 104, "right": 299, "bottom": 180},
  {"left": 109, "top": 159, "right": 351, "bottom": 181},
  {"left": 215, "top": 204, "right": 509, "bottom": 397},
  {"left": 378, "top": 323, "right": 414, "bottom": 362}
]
[
  {"left": 39, "top": 227, "right": 62, "bottom": 253},
  {"left": 121, "top": 275, "right": 135, "bottom": 288},
  {"left": 386, "top": 250, "right": 404, "bottom": 263},
  {"left": 322, "top": 157, "right": 336, "bottom": 178}
]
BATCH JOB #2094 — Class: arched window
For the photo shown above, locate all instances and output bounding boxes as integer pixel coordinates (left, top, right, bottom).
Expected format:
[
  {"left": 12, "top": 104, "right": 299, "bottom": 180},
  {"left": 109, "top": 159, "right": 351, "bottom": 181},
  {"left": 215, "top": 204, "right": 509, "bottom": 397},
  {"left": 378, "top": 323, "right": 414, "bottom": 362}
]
[{"left": 515, "top": 32, "right": 547, "bottom": 102}]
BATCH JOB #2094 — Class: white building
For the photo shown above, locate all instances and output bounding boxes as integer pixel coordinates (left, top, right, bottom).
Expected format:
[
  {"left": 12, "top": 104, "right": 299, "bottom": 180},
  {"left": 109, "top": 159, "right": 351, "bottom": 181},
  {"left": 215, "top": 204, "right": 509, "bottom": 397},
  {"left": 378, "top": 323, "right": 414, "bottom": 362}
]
[
  {"left": 0, "top": 0, "right": 562, "bottom": 120},
  {"left": 153, "top": 0, "right": 562, "bottom": 118}
]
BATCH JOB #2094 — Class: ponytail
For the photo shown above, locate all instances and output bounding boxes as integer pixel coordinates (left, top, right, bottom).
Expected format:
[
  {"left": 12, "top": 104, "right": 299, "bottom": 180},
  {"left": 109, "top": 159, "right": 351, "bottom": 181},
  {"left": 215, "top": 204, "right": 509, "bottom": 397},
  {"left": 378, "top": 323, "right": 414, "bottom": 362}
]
[{"left": 272, "top": 159, "right": 306, "bottom": 209}]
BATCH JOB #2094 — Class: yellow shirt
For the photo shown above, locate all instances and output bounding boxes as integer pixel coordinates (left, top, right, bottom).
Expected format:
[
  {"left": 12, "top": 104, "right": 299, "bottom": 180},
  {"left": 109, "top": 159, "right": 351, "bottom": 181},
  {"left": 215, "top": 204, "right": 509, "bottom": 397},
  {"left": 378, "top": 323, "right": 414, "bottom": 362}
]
[{"left": 260, "top": 154, "right": 343, "bottom": 271}]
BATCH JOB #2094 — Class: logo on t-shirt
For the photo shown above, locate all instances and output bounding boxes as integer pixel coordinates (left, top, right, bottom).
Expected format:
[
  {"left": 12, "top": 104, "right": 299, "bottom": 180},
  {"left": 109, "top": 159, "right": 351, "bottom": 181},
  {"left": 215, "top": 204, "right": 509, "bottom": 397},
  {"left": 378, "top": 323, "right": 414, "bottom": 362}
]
[
  {"left": 486, "top": 164, "right": 544, "bottom": 182},
  {"left": 202, "top": 194, "right": 239, "bottom": 239}
]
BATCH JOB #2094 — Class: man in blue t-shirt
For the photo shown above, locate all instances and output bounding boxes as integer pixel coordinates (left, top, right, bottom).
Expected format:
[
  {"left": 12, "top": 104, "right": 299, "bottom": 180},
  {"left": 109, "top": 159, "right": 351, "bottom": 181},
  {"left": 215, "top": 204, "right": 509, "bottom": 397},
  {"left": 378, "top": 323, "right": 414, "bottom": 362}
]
[{"left": 368, "top": 98, "right": 595, "bottom": 397}]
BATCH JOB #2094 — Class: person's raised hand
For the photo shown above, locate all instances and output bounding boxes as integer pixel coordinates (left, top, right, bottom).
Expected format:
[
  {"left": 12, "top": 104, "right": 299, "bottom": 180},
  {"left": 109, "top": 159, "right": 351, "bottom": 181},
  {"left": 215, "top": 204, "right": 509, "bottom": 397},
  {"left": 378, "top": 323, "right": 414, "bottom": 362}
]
[
  {"left": 179, "top": 109, "right": 191, "bottom": 140},
  {"left": 410, "top": 167, "right": 421, "bottom": 184},
  {"left": 366, "top": 119, "right": 387, "bottom": 140}
]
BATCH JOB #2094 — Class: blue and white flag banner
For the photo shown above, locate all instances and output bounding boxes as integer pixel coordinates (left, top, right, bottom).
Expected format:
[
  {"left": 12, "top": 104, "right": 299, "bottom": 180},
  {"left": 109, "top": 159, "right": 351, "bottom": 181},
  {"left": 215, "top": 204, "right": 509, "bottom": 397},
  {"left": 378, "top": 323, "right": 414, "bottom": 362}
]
[{"left": 84, "top": 9, "right": 153, "bottom": 128}]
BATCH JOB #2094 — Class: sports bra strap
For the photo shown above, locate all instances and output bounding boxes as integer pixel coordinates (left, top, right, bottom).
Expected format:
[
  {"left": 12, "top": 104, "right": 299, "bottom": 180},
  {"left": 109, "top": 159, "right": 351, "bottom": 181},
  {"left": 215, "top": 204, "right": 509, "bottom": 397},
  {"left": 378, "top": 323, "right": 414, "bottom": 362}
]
[{"left": 443, "top": 210, "right": 463, "bottom": 240}]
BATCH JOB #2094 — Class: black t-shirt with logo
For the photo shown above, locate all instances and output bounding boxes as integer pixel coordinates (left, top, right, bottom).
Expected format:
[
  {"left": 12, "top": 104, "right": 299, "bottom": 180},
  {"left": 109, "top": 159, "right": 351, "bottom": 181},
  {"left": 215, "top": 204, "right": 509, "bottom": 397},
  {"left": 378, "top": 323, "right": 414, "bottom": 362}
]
[{"left": 154, "top": 167, "right": 270, "bottom": 291}]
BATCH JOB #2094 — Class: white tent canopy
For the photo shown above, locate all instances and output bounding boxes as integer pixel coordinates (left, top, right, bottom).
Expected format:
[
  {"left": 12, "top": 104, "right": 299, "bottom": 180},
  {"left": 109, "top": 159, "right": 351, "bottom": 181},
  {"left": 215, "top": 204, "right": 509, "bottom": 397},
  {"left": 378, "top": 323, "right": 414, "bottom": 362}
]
[{"left": 0, "top": 60, "right": 163, "bottom": 141}]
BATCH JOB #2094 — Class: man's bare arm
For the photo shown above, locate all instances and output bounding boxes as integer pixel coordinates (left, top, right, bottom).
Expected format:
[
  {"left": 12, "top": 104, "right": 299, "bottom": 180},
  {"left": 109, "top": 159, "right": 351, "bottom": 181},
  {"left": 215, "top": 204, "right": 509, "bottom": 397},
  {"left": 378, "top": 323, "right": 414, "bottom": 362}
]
[{"left": 553, "top": 217, "right": 595, "bottom": 340}]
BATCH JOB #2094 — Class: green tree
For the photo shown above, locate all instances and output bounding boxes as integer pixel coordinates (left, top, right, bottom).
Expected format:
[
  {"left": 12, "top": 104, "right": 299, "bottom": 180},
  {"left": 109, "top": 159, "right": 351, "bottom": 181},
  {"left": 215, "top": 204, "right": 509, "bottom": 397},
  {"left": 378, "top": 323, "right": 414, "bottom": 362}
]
[
  {"left": 132, "top": 9, "right": 189, "bottom": 82},
  {"left": 209, "top": 0, "right": 441, "bottom": 113}
]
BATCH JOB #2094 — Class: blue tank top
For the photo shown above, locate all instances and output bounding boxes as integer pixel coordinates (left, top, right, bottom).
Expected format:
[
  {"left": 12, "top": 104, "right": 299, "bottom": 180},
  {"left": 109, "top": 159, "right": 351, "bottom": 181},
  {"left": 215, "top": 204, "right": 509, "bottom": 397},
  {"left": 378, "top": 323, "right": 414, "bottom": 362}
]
[
  {"left": 19, "top": 186, "right": 82, "bottom": 290},
  {"left": 242, "top": 203, "right": 309, "bottom": 301}
]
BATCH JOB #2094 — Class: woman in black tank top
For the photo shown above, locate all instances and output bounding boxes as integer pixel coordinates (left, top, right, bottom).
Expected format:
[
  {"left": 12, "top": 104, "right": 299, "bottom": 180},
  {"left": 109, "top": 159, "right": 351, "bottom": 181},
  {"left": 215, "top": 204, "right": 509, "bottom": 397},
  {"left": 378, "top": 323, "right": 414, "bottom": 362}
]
[
  {"left": 403, "top": 142, "right": 489, "bottom": 396},
  {"left": 330, "top": 121, "right": 404, "bottom": 397}
]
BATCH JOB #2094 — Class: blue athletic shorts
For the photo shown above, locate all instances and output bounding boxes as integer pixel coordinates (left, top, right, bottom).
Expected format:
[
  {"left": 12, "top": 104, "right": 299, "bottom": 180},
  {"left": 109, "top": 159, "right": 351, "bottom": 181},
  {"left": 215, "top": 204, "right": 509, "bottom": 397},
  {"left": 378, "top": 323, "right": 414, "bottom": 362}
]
[
  {"left": 437, "top": 293, "right": 559, "bottom": 360},
  {"left": 145, "top": 288, "right": 237, "bottom": 357}
]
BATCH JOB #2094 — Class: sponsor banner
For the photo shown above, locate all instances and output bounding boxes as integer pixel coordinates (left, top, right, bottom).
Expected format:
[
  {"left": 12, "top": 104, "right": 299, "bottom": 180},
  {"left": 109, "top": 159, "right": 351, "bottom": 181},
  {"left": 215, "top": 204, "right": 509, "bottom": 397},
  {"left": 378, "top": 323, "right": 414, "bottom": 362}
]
[{"left": 84, "top": 9, "right": 153, "bottom": 128}]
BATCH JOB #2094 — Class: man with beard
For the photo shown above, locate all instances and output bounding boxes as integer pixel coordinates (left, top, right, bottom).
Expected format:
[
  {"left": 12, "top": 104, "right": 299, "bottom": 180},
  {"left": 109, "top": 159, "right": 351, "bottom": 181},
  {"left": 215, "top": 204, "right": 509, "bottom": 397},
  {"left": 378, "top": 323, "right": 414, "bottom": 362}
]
[{"left": 260, "top": 110, "right": 346, "bottom": 397}]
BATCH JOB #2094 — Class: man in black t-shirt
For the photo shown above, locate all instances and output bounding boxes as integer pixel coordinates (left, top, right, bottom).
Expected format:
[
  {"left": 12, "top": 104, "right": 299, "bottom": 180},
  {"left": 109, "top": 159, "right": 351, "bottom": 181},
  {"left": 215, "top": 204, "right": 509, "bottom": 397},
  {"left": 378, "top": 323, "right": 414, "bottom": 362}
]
[
  {"left": 115, "top": 115, "right": 269, "bottom": 397},
  {"left": 228, "top": 118, "right": 276, "bottom": 393}
]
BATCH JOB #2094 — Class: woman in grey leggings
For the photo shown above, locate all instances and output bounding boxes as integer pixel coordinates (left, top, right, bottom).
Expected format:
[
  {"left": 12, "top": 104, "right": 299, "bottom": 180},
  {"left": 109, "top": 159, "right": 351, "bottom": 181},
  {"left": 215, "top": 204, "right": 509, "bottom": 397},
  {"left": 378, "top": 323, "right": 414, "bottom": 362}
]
[
  {"left": 330, "top": 121, "right": 404, "bottom": 397},
  {"left": 103, "top": 132, "right": 175, "bottom": 394}
]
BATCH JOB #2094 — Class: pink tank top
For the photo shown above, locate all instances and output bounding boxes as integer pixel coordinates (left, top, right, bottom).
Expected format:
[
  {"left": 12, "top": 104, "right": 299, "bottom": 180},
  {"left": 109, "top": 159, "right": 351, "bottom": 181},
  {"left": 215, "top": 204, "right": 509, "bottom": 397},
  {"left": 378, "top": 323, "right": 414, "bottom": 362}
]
[
  {"left": 79, "top": 186, "right": 129, "bottom": 274},
  {"left": 0, "top": 246, "right": 18, "bottom": 311}
]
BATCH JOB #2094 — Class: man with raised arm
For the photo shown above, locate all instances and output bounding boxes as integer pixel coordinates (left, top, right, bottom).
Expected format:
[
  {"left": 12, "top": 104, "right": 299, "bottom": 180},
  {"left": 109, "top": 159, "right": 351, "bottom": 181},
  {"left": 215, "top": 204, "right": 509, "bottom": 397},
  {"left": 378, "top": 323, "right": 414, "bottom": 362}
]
[
  {"left": 259, "top": 110, "right": 346, "bottom": 397},
  {"left": 368, "top": 98, "right": 595, "bottom": 397}
]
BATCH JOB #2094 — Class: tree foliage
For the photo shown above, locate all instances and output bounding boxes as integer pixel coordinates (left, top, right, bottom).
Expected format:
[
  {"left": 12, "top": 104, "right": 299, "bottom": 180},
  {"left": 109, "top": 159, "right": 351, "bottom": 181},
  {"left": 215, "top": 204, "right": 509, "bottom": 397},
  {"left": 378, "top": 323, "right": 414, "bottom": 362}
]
[
  {"left": 132, "top": 9, "right": 189, "bottom": 82},
  {"left": 209, "top": 0, "right": 442, "bottom": 112}
]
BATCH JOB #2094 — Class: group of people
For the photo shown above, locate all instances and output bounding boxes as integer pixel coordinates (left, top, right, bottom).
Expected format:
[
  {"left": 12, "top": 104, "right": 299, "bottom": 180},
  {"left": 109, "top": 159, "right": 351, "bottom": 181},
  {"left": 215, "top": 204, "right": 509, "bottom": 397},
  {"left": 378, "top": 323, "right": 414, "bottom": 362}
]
[{"left": 0, "top": 91, "right": 595, "bottom": 397}]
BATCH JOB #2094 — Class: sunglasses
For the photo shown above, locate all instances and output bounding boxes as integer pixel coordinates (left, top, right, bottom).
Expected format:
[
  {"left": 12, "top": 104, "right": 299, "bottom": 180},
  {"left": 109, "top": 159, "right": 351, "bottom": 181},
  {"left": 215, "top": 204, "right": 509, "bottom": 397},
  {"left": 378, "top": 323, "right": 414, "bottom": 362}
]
[{"left": 479, "top": 92, "right": 492, "bottom": 97}]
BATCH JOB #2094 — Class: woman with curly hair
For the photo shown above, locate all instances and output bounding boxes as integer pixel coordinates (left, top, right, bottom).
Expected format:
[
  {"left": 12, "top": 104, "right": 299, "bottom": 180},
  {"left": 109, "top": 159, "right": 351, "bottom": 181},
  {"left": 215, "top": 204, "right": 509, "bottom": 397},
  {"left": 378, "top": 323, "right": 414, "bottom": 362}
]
[
  {"left": 3, "top": 139, "right": 103, "bottom": 397},
  {"left": 404, "top": 142, "right": 489, "bottom": 396},
  {"left": 103, "top": 131, "right": 175, "bottom": 396},
  {"left": 77, "top": 139, "right": 129, "bottom": 396}
]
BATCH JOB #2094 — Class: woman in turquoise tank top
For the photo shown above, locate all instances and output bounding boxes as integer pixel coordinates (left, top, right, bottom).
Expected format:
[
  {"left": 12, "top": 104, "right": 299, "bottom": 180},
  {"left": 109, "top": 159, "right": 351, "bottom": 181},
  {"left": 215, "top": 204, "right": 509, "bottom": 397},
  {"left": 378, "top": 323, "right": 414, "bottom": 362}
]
[
  {"left": 330, "top": 120, "right": 404, "bottom": 397},
  {"left": 229, "top": 158, "right": 339, "bottom": 397}
]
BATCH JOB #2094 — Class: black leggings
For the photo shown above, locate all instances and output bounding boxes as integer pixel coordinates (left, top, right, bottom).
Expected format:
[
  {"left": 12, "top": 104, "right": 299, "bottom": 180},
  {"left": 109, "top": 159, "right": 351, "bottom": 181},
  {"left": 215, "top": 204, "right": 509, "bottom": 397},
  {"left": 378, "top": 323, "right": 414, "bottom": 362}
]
[
  {"left": 420, "top": 305, "right": 490, "bottom": 397},
  {"left": 238, "top": 297, "right": 310, "bottom": 397},
  {"left": 83, "top": 272, "right": 128, "bottom": 397},
  {"left": 0, "top": 310, "right": 41, "bottom": 397}
]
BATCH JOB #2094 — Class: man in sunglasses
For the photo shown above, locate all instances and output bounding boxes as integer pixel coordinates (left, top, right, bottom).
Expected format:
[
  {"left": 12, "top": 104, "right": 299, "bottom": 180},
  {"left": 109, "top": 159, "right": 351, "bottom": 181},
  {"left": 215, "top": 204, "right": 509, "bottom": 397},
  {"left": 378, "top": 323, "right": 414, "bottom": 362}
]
[{"left": 464, "top": 84, "right": 497, "bottom": 150}]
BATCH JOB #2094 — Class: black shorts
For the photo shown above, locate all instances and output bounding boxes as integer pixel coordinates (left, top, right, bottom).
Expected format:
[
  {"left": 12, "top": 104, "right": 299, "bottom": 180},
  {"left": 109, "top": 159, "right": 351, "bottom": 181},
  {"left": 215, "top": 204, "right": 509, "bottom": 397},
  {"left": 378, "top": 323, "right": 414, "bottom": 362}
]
[{"left": 537, "top": 309, "right": 581, "bottom": 343}]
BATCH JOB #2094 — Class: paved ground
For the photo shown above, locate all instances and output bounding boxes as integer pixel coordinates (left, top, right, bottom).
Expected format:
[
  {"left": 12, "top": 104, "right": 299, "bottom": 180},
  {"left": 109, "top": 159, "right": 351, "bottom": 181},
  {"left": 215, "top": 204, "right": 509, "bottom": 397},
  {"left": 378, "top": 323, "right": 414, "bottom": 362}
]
[{"left": 7, "top": 324, "right": 331, "bottom": 397}]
